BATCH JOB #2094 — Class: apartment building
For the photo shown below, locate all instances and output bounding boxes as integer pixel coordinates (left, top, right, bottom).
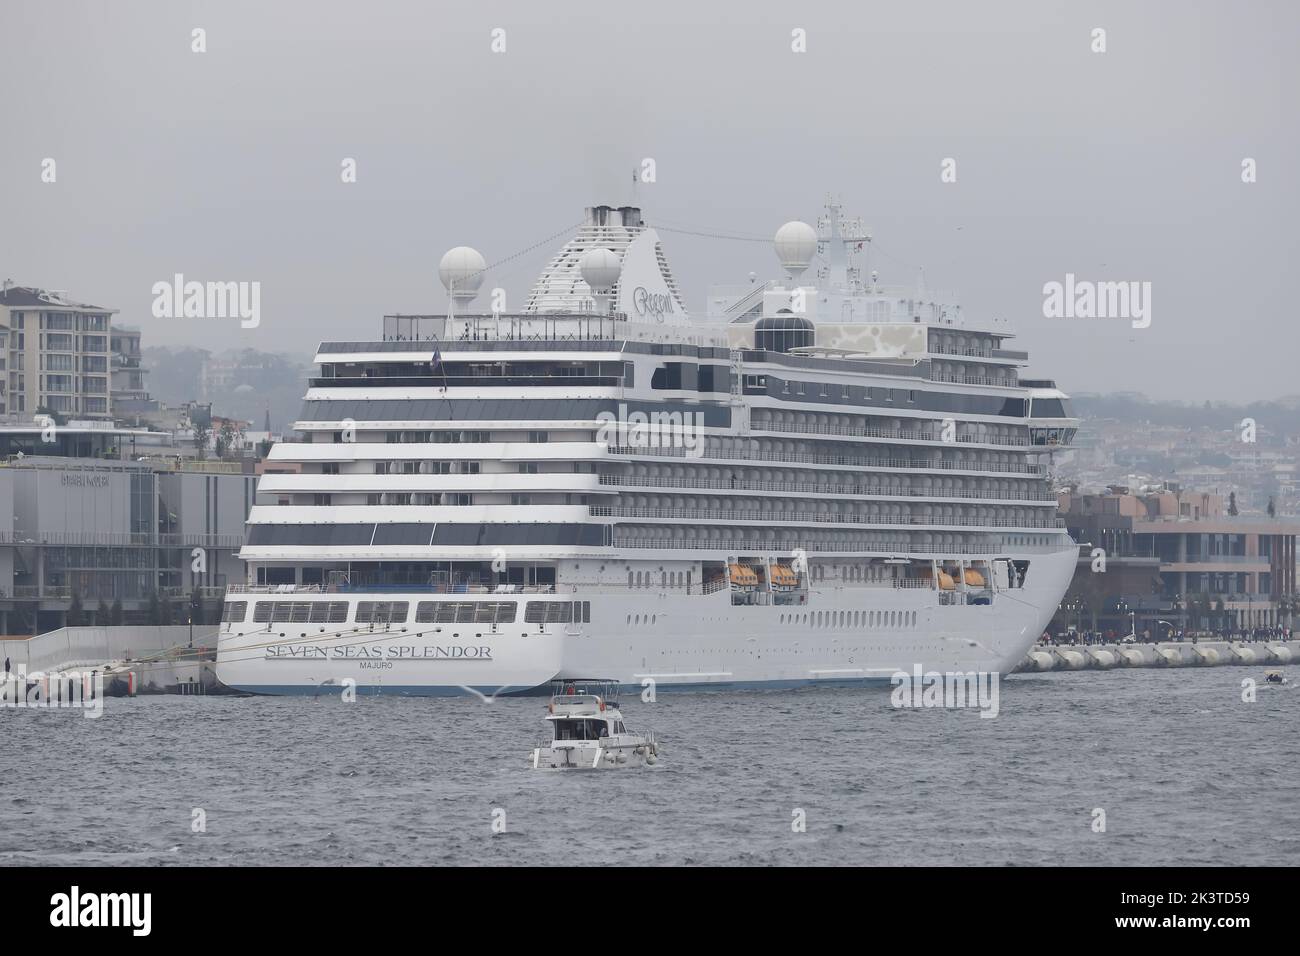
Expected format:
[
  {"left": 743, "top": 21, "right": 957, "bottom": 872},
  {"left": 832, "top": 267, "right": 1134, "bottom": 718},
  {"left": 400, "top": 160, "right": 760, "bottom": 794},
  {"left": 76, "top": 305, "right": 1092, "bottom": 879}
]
[
  {"left": 0, "top": 283, "right": 114, "bottom": 419},
  {"left": 1056, "top": 483, "right": 1300, "bottom": 636}
]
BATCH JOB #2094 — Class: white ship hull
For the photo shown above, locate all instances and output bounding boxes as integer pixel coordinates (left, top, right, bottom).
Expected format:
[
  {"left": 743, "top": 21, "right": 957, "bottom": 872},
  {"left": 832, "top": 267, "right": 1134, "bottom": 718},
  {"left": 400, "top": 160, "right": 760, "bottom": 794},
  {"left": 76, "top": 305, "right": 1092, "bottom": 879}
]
[{"left": 216, "top": 547, "right": 1074, "bottom": 696}]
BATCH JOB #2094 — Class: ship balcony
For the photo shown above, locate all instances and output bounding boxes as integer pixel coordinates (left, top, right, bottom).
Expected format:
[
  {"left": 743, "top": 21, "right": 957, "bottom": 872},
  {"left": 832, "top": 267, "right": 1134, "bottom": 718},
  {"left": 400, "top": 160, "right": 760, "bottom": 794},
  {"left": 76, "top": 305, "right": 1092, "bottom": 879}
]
[
  {"left": 591, "top": 505, "right": 1064, "bottom": 530},
  {"left": 929, "top": 372, "right": 1020, "bottom": 387},
  {"left": 614, "top": 536, "right": 1075, "bottom": 555},
  {"left": 607, "top": 443, "right": 1048, "bottom": 476},
  {"left": 928, "top": 346, "right": 1029, "bottom": 363},
  {"left": 598, "top": 474, "right": 1058, "bottom": 503},
  {"left": 750, "top": 419, "right": 1031, "bottom": 448},
  {"left": 307, "top": 374, "right": 625, "bottom": 389},
  {"left": 226, "top": 582, "right": 559, "bottom": 595}
]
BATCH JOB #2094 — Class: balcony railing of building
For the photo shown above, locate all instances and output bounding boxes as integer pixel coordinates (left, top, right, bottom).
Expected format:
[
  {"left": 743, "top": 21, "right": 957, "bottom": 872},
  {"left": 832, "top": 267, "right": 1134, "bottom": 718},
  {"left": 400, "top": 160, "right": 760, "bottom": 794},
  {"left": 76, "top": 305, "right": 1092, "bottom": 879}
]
[{"left": 0, "top": 531, "right": 244, "bottom": 547}]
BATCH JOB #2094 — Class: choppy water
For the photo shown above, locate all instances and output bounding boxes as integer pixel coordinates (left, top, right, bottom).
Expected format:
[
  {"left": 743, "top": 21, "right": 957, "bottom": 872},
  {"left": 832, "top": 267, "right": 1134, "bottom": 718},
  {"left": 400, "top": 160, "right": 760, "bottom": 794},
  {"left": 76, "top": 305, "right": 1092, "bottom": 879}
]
[{"left": 4, "top": 667, "right": 1298, "bottom": 866}]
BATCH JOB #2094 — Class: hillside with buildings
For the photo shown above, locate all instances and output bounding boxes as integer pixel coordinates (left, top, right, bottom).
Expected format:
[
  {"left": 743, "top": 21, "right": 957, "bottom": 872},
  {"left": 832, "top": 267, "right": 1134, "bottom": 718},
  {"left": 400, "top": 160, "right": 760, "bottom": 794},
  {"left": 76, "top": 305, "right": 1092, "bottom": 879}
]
[
  {"left": 1057, "top": 394, "right": 1300, "bottom": 518},
  {"left": 141, "top": 346, "right": 311, "bottom": 435}
]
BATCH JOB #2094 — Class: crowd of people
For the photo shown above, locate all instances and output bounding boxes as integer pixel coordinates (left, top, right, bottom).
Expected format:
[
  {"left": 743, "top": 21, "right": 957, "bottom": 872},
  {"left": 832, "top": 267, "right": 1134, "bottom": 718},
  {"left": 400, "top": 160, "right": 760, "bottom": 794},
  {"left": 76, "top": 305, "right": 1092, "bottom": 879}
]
[{"left": 1043, "top": 625, "right": 1293, "bottom": 646}]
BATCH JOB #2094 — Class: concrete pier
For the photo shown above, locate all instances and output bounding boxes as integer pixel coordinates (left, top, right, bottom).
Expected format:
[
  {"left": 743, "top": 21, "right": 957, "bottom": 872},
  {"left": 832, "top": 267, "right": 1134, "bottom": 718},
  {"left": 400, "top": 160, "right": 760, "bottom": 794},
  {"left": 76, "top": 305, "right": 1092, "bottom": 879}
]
[
  {"left": 1016, "top": 640, "right": 1295, "bottom": 673},
  {"left": 0, "top": 625, "right": 220, "bottom": 694}
]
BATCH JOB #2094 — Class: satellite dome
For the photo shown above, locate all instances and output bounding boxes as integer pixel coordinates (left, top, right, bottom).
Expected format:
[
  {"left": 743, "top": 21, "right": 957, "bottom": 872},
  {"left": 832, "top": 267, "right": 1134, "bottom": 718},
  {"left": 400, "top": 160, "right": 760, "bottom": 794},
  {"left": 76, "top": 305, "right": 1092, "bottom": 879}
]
[
  {"left": 579, "top": 247, "right": 622, "bottom": 290},
  {"left": 438, "top": 246, "right": 486, "bottom": 294},
  {"left": 774, "top": 221, "right": 817, "bottom": 280}
]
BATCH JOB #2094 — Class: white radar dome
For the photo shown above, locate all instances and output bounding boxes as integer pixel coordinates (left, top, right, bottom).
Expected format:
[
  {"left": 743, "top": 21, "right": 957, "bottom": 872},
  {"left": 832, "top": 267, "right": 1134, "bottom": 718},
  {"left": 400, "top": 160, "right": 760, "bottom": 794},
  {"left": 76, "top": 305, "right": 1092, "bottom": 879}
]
[
  {"left": 439, "top": 246, "right": 486, "bottom": 295},
  {"left": 579, "top": 247, "right": 622, "bottom": 290},
  {"left": 774, "top": 221, "right": 818, "bottom": 280}
]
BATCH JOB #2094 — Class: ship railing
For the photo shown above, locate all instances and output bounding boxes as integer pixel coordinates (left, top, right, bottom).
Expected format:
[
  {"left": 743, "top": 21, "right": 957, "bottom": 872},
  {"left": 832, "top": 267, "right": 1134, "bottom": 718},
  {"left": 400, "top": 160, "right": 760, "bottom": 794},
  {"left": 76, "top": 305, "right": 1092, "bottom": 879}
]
[
  {"left": 224, "top": 583, "right": 558, "bottom": 595},
  {"left": 591, "top": 506, "right": 1062, "bottom": 529},
  {"left": 598, "top": 474, "right": 1057, "bottom": 501},
  {"left": 607, "top": 445, "right": 1048, "bottom": 475},
  {"left": 930, "top": 373, "right": 1019, "bottom": 388},
  {"left": 612, "top": 538, "right": 1075, "bottom": 555},
  {"left": 930, "top": 346, "right": 995, "bottom": 358},
  {"left": 752, "top": 421, "right": 1030, "bottom": 447}
]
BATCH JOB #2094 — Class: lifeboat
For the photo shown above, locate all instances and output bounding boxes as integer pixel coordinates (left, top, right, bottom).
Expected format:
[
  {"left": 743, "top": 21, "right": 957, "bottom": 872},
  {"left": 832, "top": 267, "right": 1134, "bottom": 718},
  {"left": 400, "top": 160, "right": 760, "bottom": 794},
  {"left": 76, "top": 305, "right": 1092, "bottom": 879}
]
[
  {"left": 937, "top": 572, "right": 956, "bottom": 590},
  {"left": 769, "top": 564, "right": 799, "bottom": 589},
  {"left": 728, "top": 563, "right": 759, "bottom": 588},
  {"left": 963, "top": 569, "right": 986, "bottom": 588}
]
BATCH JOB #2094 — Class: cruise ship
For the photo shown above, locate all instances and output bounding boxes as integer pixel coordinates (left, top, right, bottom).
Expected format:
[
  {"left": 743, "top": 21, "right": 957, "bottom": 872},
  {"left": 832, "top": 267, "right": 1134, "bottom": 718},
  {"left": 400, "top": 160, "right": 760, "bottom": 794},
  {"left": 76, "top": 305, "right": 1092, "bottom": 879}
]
[{"left": 216, "top": 198, "right": 1079, "bottom": 695}]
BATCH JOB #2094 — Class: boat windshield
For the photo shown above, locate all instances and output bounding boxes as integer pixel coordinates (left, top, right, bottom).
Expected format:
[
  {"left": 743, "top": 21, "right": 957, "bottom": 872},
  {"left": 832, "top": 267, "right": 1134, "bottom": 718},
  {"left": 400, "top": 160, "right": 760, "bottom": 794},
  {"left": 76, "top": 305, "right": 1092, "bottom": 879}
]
[{"left": 553, "top": 718, "right": 609, "bottom": 741}]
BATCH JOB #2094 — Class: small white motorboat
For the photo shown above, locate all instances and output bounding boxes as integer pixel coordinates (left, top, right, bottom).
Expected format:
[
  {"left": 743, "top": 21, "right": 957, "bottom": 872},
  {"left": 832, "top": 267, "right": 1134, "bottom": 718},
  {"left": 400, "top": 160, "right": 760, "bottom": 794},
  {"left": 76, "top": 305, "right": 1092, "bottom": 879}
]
[{"left": 530, "top": 682, "right": 660, "bottom": 771}]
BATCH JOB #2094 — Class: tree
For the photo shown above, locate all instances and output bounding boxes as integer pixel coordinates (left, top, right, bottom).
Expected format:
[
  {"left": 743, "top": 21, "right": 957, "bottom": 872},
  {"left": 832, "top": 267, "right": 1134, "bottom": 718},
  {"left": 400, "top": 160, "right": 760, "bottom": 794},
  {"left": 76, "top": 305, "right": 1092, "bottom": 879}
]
[
  {"left": 1267, "top": 497, "right": 1276, "bottom": 518},
  {"left": 35, "top": 404, "right": 68, "bottom": 428},
  {"left": 1227, "top": 492, "right": 1238, "bottom": 516},
  {"left": 159, "top": 593, "right": 176, "bottom": 626},
  {"left": 191, "top": 419, "right": 212, "bottom": 460},
  {"left": 215, "top": 421, "right": 242, "bottom": 460},
  {"left": 110, "top": 597, "right": 124, "bottom": 626},
  {"left": 96, "top": 597, "right": 111, "bottom": 626},
  {"left": 144, "top": 591, "right": 160, "bottom": 625},
  {"left": 66, "top": 592, "right": 85, "bottom": 627}
]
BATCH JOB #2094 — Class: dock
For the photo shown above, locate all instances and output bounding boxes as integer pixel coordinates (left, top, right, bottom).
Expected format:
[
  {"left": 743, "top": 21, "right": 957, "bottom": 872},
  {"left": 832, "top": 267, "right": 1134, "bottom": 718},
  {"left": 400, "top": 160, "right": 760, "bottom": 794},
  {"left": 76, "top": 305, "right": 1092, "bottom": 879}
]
[{"left": 1016, "top": 640, "right": 1294, "bottom": 672}]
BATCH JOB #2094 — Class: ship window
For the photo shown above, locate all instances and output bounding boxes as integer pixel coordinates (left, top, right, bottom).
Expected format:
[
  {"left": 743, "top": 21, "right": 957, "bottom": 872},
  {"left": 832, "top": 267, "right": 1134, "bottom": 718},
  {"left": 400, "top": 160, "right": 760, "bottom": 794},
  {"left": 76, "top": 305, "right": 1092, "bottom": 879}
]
[
  {"left": 329, "top": 602, "right": 349, "bottom": 623},
  {"left": 356, "top": 601, "right": 409, "bottom": 624},
  {"left": 253, "top": 602, "right": 273, "bottom": 623},
  {"left": 222, "top": 602, "right": 247, "bottom": 623},
  {"left": 553, "top": 719, "right": 607, "bottom": 741}
]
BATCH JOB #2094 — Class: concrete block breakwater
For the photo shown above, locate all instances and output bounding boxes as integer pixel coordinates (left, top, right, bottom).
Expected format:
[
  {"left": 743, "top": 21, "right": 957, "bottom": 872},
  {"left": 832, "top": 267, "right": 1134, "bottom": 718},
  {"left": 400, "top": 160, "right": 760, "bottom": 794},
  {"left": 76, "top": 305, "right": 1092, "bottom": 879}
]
[{"left": 1016, "top": 640, "right": 1295, "bottom": 672}]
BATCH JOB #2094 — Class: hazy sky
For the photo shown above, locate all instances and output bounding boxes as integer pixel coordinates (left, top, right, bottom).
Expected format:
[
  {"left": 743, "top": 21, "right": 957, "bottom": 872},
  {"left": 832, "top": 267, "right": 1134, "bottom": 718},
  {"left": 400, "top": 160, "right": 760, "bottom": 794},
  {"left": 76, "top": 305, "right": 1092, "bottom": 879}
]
[{"left": 2, "top": 0, "right": 1295, "bottom": 402}]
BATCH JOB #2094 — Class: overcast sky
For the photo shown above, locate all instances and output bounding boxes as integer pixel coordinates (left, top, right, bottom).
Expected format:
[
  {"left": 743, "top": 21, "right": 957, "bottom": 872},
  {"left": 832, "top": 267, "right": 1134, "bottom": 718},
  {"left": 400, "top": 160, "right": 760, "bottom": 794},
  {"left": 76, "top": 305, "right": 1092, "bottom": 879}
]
[{"left": 1, "top": 0, "right": 1295, "bottom": 403}]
